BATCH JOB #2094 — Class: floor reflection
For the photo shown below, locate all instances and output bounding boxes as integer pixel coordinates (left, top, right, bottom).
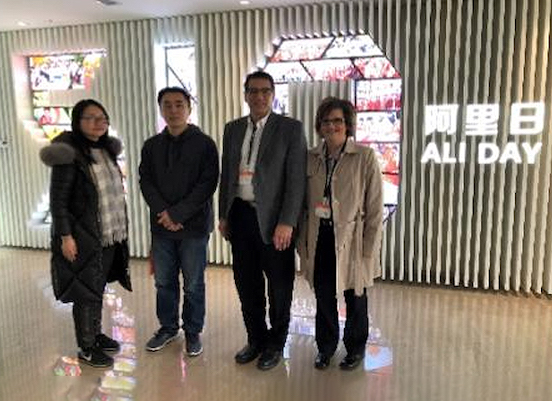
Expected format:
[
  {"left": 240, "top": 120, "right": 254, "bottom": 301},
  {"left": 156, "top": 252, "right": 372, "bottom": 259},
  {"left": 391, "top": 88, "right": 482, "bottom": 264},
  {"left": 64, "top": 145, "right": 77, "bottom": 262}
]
[{"left": 0, "top": 248, "right": 551, "bottom": 401}]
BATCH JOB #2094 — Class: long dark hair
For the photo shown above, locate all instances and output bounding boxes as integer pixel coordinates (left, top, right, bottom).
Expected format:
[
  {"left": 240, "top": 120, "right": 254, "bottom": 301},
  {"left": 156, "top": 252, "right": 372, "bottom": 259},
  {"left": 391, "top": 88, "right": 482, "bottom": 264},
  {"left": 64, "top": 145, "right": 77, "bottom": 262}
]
[{"left": 70, "top": 99, "right": 111, "bottom": 163}]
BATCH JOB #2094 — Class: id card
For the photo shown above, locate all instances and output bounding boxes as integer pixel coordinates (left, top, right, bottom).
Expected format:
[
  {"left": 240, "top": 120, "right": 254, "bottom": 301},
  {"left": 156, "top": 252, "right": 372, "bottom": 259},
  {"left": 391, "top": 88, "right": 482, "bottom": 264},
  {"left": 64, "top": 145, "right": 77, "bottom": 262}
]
[
  {"left": 315, "top": 198, "right": 331, "bottom": 219},
  {"left": 239, "top": 169, "right": 254, "bottom": 185}
]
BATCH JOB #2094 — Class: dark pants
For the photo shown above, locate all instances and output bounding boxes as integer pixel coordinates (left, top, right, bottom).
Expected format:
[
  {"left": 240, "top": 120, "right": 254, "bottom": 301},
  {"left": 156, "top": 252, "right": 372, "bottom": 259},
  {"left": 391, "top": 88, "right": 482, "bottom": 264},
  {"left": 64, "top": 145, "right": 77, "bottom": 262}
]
[
  {"left": 151, "top": 234, "right": 208, "bottom": 335},
  {"left": 314, "top": 224, "right": 368, "bottom": 357},
  {"left": 73, "top": 245, "right": 115, "bottom": 349},
  {"left": 229, "top": 198, "right": 295, "bottom": 351}
]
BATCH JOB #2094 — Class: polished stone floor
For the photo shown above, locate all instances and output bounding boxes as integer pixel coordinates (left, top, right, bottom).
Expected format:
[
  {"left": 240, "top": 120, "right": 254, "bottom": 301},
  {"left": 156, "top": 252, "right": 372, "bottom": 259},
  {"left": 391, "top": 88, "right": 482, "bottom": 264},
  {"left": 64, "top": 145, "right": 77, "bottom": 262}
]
[{"left": 0, "top": 247, "right": 551, "bottom": 401}]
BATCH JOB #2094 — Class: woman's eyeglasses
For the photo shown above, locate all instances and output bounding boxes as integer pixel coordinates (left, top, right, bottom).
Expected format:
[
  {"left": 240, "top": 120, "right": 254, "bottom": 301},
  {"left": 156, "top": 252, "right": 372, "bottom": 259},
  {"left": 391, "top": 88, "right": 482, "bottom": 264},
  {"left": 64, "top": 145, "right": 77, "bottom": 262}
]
[
  {"left": 321, "top": 118, "right": 345, "bottom": 127},
  {"left": 81, "top": 115, "right": 109, "bottom": 124}
]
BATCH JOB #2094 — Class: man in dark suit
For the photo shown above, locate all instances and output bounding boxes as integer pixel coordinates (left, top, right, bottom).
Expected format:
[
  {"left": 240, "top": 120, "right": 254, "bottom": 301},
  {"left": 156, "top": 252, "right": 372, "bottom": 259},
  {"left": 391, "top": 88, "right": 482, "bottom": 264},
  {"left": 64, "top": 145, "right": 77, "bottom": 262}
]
[{"left": 219, "top": 71, "right": 307, "bottom": 370}]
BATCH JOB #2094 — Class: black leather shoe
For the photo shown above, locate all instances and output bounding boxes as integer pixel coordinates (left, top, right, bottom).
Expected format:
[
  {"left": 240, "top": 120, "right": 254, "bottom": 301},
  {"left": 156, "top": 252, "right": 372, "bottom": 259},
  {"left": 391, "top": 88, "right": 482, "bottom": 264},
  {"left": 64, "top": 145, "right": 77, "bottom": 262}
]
[
  {"left": 257, "top": 349, "right": 282, "bottom": 370},
  {"left": 314, "top": 353, "right": 331, "bottom": 370},
  {"left": 235, "top": 344, "right": 262, "bottom": 364},
  {"left": 339, "top": 353, "right": 364, "bottom": 371}
]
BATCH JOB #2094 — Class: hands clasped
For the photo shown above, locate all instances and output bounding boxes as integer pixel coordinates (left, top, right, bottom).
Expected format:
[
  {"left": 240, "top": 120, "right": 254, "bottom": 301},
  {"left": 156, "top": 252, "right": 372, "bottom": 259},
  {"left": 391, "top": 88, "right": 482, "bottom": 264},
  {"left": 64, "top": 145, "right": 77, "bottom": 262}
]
[{"left": 157, "top": 210, "right": 183, "bottom": 232}]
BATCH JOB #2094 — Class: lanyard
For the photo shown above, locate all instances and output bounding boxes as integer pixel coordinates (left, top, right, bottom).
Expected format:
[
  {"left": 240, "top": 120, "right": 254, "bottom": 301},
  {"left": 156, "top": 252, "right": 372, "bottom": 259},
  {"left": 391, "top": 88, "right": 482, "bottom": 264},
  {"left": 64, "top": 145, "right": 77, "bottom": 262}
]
[
  {"left": 323, "top": 141, "right": 346, "bottom": 197},
  {"left": 246, "top": 125, "right": 258, "bottom": 165}
]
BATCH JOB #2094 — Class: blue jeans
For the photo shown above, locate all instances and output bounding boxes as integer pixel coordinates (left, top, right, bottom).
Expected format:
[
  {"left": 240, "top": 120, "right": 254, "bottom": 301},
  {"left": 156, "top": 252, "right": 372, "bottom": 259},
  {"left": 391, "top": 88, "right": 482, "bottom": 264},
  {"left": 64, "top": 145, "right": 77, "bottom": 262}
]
[{"left": 152, "top": 234, "right": 208, "bottom": 335}]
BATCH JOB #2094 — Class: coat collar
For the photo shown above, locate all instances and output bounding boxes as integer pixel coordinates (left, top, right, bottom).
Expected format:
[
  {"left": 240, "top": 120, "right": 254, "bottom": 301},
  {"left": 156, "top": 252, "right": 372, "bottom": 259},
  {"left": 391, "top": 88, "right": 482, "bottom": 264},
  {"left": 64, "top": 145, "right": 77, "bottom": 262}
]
[{"left": 311, "top": 137, "right": 361, "bottom": 159}]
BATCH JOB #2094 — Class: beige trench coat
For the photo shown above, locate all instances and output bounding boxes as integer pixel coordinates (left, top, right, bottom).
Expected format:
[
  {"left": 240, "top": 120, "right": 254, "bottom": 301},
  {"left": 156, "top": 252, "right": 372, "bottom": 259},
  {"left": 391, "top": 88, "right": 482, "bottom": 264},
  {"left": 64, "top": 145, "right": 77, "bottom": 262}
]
[{"left": 297, "top": 138, "right": 383, "bottom": 296}]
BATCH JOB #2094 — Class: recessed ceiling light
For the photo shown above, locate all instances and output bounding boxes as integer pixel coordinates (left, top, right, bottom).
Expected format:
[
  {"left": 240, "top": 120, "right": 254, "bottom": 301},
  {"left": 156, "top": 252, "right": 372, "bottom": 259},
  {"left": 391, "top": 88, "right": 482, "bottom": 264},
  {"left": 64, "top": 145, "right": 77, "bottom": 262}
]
[
  {"left": 96, "top": 0, "right": 121, "bottom": 6},
  {"left": 17, "top": 21, "right": 28, "bottom": 27},
  {"left": 240, "top": 0, "right": 251, "bottom": 5}
]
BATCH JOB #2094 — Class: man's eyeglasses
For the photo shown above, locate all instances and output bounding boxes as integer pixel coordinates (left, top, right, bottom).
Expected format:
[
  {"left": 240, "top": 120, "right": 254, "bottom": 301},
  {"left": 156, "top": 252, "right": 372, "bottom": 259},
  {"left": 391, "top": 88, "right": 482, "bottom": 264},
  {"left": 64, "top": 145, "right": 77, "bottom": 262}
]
[
  {"left": 246, "top": 87, "right": 273, "bottom": 96},
  {"left": 321, "top": 118, "right": 345, "bottom": 127},
  {"left": 81, "top": 116, "right": 109, "bottom": 124}
]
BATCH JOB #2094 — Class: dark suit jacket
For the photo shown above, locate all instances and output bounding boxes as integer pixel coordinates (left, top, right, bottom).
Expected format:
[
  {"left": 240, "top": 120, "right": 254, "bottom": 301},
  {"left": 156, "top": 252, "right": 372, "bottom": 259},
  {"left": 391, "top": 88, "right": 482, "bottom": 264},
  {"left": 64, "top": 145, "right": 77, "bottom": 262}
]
[{"left": 219, "top": 112, "right": 307, "bottom": 244}]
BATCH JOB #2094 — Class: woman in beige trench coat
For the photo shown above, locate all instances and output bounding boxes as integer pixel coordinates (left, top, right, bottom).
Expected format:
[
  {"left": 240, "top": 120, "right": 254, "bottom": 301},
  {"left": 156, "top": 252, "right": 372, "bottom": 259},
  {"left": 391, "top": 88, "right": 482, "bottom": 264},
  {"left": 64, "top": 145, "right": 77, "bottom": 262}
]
[{"left": 297, "top": 97, "right": 383, "bottom": 371}]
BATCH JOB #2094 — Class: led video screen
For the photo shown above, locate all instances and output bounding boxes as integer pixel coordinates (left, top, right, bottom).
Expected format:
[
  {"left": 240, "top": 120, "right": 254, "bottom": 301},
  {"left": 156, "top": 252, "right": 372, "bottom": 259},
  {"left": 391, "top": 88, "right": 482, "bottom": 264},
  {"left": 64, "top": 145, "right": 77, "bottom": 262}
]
[
  {"left": 354, "top": 57, "right": 400, "bottom": 79},
  {"left": 271, "top": 37, "right": 333, "bottom": 61},
  {"left": 29, "top": 52, "right": 104, "bottom": 91},
  {"left": 356, "top": 111, "right": 401, "bottom": 143},
  {"left": 356, "top": 79, "right": 402, "bottom": 111},
  {"left": 302, "top": 59, "right": 361, "bottom": 81}
]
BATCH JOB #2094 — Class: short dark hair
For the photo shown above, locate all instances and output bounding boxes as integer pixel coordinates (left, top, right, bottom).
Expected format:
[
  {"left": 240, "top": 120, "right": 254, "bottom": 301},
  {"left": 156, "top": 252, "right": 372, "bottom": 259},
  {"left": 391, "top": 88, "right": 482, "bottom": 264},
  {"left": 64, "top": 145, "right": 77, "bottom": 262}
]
[
  {"left": 244, "top": 71, "right": 275, "bottom": 92},
  {"left": 157, "top": 86, "right": 191, "bottom": 106},
  {"left": 315, "top": 97, "right": 357, "bottom": 138}
]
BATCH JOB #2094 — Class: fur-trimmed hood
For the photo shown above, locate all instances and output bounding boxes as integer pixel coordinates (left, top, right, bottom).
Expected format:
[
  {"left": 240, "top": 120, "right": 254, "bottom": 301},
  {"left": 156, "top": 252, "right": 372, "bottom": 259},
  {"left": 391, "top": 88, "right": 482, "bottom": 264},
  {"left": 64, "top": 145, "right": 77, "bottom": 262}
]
[{"left": 40, "top": 132, "right": 123, "bottom": 166}]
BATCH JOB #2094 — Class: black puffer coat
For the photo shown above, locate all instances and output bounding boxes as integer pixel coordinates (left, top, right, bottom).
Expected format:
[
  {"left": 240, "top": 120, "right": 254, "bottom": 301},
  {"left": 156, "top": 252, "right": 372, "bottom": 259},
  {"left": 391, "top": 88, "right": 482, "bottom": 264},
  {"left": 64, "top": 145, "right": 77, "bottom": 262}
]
[{"left": 40, "top": 132, "right": 132, "bottom": 303}]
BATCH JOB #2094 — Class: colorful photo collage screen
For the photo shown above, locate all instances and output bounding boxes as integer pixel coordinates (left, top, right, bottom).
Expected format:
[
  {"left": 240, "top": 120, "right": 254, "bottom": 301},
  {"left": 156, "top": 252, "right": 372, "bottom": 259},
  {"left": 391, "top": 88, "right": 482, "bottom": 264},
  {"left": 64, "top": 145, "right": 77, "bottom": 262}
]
[
  {"left": 29, "top": 52, "right": 105, "bottom": 91},
  {"left": 28, "top": 51, "right": 105, "bottom": 141},
  {"left": 264, "top": 34, "right": 401, "bottom": 122},
  {"left": 33, "top": 107, "right": 72, "bottom": 140},
  {"left": 264, "top": 34, "right": 402, "bottom": 217}
]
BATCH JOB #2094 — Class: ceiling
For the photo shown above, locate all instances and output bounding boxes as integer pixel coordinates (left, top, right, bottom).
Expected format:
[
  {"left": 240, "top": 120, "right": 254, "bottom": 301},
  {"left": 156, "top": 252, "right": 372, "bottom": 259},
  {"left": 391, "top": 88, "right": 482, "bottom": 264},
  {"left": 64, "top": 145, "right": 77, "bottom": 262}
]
[{"left": 0, "top": 0, "right": 323, "bottom": 32}]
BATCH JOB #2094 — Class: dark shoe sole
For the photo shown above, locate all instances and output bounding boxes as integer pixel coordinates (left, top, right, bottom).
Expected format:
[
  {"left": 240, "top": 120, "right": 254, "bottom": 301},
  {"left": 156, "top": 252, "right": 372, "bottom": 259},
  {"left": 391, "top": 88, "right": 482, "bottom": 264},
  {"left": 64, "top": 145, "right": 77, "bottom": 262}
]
[
  {"left": 186, "top": 345, "right": 204, "bottom": 357},
  {"left": 145, "top": 334, "right": 178, "bottom": 352},
  {"left": 78, "top": 356, "right": 113, "bottom": 368},
  {"left": 257, "top": 353, "right": 282, "bottom": 370},
  {"left": 314, "top": 358, "right": 331, "bottom": 370},
  {"left": 339, "top": 355, "right": 364, "bottom": 371},
  {"left": 100, "top": 345, "right": 120, "bottom": 353},
  {"left": 235, "top": 348, "right": 262, "bottom": 364}
]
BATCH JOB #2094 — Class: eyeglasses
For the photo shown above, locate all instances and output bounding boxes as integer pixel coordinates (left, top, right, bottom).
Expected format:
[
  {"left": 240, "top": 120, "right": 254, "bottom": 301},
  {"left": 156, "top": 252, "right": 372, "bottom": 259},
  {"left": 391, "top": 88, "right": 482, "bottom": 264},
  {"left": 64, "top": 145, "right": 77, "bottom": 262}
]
[
  {"left": 81, "top": 115, "right": 109, "bottom": 124},
  {"left": 321, "top": 118, "right": 345, "bottom": 127},
  {"left": 245, "top": 87, "right": 273, "bottom": 96}
]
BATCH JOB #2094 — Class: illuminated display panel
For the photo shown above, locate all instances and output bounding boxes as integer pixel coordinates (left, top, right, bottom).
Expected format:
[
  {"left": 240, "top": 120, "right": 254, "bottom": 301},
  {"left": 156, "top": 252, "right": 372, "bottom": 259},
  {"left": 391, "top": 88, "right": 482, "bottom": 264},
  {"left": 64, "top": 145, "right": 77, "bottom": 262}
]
[
  {"left": 273, "top": 84, "right": 289, "bottom": 115},
  {"left": 164, "top": 45, "right": 199, "bottom": 126},
  {"left": 382, "top": 174, "right": 399, "bottom": 205},
  {"left": 356, "top": 111, "right": 401, "bottom": 143},
  {"left": 33, "top": 107, "right": 72, "bottom": 126},
  {"left": 302, "top": 59, "right": 360, "bottom": 81},
  {"left": 356, "top": 79, "right": 402, "bottom": 111},
  {"left": 42, "top": 125, "right": 70, "bottom": 141},
  {"left": 354, "top": 57, "right": 400, "bottom": 79},
  {"left": 264, "top": 62, "right": 310, "bottom": 83},
  {"left": 263, "top": 32, "right": 402, "bottom": 219},
  {"left": 324, "top": 35, "right": 383, "bottom": 58},
  {"left": 271, "top": 37, "right": 333, "bottom": 61},
  {"left": 32, "top": 91, "right": 50, "bottom": 107},
  {"left": 27, "top": 50, "right": 112, "bottom": 230},
  {"left": 30, "top": 52, "right": 105, "bottom": 91},
  {"left": 367, "top": 143, "right": 400, "bottom": 174},
  {"left": 383, "top": 205, "right": 396, "bottom": 222}
]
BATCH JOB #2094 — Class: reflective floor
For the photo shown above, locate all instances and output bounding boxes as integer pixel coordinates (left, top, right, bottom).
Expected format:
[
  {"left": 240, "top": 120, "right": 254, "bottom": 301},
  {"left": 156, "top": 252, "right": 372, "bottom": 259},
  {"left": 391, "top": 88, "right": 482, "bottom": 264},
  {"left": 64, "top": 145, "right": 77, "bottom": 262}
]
[{"left": 0, "top": 247, "right": 551, "bottom": 401}]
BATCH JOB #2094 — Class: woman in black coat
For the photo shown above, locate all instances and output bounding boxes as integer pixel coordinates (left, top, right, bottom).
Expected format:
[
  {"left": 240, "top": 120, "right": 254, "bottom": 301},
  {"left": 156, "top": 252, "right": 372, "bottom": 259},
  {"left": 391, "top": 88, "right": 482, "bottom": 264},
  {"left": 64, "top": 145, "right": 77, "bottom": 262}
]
[{"left": 40, "top": 99, "right": 131, "bottom": 368}]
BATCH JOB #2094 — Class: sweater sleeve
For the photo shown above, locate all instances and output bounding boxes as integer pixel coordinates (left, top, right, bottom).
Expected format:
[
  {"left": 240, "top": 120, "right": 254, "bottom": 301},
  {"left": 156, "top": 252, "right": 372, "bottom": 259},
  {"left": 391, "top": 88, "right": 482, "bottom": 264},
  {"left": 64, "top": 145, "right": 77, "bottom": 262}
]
[
  {"left": 139, "top": 140, "right": 170, "bottom": 214},
  {"left": 50, "top": 164, "right": 77, "bottom": 236},
  {"left": 218, "top": 123, "right": 232, "bottom": 221},
  {"left": 362, "top": 150, "right": 383, "bottom": 259},
  {"left": 277, "top": 119, "right": 307, "bottom": 228}
]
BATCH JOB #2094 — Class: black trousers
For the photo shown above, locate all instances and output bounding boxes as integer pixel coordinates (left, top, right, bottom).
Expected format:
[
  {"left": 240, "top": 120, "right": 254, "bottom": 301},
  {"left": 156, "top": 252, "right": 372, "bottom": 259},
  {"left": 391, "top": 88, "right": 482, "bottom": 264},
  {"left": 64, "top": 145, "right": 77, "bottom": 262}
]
[
  {"left": 314, "top": 224, "right": 368, "bottom": 357},
  {"left": 229, "top": 198, "right": 295, "bottom": 351},
  {"left": 72, "top": 244, "right": 115, "bottom": 349}
]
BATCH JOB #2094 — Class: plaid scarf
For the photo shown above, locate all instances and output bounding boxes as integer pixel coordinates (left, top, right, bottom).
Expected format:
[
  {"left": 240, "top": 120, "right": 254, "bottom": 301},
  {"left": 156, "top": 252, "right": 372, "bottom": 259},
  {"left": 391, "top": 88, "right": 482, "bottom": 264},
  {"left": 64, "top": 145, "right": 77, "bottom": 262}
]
[{"left": 90, "top": 148, "right": 127, "bottom": 246}]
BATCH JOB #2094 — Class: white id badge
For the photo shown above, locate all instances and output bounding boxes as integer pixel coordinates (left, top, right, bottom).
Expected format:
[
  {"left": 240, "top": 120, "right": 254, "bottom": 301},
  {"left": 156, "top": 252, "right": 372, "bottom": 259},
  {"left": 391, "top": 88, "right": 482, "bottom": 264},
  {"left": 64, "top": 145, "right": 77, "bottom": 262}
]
[
  {"left": 314, "top": 198, "right": 331, "bottom": 219},
  {"left": 239, "top": 169, "right": 254, "bottom": 185}
]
